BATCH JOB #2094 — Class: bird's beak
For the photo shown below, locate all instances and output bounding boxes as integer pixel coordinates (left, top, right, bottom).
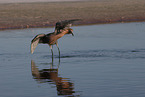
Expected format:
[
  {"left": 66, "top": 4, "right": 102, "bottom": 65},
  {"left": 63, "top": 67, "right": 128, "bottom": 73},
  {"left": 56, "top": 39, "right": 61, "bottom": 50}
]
[
  {"left": 68, "top": 28, "right": 74, "bottom": 36},
  {"left": 72, "top": 32, "right": 74, "bottom": 36}
]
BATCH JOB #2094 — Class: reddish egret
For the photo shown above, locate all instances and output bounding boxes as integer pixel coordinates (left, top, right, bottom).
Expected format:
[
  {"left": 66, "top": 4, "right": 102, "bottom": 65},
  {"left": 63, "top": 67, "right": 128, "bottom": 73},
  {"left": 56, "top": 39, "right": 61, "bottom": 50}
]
[{"left": 31, "top": 19, "right": 80, "bottom": 58}]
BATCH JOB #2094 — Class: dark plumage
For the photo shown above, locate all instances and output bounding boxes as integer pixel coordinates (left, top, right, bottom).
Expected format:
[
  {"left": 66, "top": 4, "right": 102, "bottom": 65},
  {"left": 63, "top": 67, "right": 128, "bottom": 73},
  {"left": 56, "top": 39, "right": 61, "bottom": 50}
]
[{"left": 54, "top": 19, "right": 81, "bottom": 34}]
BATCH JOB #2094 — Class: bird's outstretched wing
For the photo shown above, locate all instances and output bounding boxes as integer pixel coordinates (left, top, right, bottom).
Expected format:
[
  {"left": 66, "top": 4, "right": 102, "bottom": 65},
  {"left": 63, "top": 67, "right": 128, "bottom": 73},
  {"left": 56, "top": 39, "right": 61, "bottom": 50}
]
[
  {"left": 31, "top": 34, "right": 45, "bottom": 54},
  {"left": 54, "top": 19, "right": 81, "bottom": 34}
]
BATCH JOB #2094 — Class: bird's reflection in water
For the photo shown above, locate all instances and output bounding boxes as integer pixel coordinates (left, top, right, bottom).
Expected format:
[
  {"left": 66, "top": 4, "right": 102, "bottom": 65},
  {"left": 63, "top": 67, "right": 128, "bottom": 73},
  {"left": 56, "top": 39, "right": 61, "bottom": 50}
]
[{"left": 31, "top": 60, "right": 78, "bottom": 96}]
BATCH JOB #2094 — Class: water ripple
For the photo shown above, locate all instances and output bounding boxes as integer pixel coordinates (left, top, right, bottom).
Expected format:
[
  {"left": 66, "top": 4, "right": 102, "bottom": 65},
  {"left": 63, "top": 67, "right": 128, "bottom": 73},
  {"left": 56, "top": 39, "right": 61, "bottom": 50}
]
[{"left": 61, "top": 49, "right": 145, "bottom": 59}]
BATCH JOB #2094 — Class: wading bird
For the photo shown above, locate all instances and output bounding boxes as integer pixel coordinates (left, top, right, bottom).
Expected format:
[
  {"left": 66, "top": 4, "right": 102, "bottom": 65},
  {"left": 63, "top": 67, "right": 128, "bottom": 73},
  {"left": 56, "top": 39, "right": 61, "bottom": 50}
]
[{"left": 31, "top": 19, "right": 80, "bottom": 58}]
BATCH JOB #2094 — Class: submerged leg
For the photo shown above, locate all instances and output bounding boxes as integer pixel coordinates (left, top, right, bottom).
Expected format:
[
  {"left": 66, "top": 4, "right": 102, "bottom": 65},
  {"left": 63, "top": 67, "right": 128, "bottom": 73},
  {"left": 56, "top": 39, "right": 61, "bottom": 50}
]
[
  {"left": 51, "top": 49, "right": 54, "bottom": 63},
  {"left": 49, "top": 45, "right": 54, "bottom": 61},
  {"left": 56, "top": 42, "right": 60, "bottom": 59}
]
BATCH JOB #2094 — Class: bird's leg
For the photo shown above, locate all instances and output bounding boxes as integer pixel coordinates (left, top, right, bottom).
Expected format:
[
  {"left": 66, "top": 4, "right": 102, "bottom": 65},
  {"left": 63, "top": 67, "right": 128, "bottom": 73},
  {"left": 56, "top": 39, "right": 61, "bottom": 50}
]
[
  {"left": 51, "top": 49, "right": 54, "bottom": 62},
  {"left": 56, "top": 42, "right": 60, "bottom": 59},
  {"left": 49, "top": 45, "right": 54, "bottom": 61}
]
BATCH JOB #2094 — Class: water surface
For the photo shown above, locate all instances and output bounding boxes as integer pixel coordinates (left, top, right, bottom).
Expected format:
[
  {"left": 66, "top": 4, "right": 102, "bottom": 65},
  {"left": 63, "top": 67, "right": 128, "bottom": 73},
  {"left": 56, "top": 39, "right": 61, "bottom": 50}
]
[{"left": 0, "top": 22, "right": 145, "bottom": 97}]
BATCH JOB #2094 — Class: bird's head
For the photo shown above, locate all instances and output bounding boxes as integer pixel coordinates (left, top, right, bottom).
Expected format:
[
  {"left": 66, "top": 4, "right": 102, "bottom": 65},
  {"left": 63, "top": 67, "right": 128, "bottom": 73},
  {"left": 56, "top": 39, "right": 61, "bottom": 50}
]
[{"left": 65, "top": 28, "right": 74, "bottom": 36}]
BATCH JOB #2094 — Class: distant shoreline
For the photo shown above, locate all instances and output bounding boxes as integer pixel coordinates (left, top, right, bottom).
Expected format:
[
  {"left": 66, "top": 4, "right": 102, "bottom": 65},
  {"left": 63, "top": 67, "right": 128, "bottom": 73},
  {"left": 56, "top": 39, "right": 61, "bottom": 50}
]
[
  {"left": 0, "top": 0, "right": 84, "bottom": 4},
  {"left": 1, "top": 18, "right": 145, "bottom": 30},
  {"left": 0, "top": 0, "right": 145, "bottom": 30}
]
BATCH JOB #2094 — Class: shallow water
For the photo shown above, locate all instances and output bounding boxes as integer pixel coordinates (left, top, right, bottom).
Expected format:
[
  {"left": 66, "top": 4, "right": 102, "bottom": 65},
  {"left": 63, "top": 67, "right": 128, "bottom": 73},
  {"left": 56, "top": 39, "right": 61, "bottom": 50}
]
[{"left": 0, "top": 22, "right": 145, "bottom": 97}]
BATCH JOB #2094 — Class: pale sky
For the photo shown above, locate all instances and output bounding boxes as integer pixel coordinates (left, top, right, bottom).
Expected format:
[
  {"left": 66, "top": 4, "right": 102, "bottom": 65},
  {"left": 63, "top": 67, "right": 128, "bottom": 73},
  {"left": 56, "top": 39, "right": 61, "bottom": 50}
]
[{"left": 0, "top": 0, "right": 82, "bottom": 3}]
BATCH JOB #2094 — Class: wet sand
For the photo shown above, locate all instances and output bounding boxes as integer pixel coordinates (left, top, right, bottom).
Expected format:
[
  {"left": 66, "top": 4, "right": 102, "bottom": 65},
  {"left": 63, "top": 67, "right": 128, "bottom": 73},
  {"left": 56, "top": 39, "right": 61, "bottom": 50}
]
[{"left": 0, "top": 0, "right": 145, "bottom": 30}]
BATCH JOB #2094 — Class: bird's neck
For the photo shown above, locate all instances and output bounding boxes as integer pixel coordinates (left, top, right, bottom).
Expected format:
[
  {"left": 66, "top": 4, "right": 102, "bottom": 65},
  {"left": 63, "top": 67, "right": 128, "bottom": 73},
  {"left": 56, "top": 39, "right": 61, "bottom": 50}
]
[{"left": 56, "top": 31, "right": 68, "bottom": 39}]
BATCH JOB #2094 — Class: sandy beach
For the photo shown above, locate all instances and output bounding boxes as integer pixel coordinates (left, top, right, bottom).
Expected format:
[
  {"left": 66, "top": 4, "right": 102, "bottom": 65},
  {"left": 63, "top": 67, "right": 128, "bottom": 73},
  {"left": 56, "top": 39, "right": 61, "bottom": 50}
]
[{"left": 0, "top": 0, "right": 145, "bottom": 30}]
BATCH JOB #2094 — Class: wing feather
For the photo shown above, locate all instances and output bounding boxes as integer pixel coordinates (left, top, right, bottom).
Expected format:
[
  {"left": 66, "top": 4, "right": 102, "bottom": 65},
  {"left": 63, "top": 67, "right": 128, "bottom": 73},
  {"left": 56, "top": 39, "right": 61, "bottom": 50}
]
[
  {"left": 54, "top": 19, "right": 81, "bottom": 34},
  {"left": 31, "top": 34, "right": 45, "bottom": 54}
]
